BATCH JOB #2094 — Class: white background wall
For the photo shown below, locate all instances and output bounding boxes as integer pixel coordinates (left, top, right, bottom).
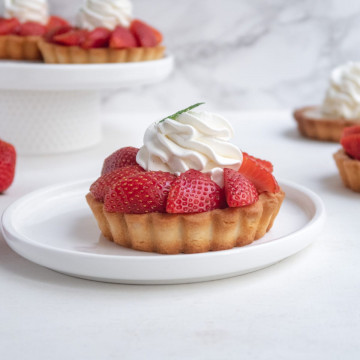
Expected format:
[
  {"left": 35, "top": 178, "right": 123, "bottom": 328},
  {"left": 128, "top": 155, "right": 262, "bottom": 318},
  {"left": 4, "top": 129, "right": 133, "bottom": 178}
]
[{"left": 3, "top": 0, "right": 360, "bottom": 112}]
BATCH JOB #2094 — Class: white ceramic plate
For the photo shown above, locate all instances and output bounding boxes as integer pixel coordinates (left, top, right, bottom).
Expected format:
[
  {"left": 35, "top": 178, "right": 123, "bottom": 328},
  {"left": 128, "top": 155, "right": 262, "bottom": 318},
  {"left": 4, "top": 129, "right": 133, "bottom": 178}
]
[{"left": 1, "top": 179, "right": 325, "bottom": 284}]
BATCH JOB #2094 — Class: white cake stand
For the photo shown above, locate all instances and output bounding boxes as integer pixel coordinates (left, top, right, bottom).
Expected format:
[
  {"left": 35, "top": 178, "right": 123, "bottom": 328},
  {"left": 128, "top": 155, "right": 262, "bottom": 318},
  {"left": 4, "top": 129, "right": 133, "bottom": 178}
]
[{"left": 0, "top": 56, "right": 173, "bottom": 154}]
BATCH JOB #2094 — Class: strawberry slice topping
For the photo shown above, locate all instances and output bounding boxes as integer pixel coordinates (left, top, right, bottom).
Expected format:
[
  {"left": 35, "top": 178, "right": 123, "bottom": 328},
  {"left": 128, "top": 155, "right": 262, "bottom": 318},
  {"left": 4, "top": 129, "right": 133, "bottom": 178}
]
[
  {"left": 239, "top": 153, "right": 280, "bottom": 193},
  {"left": 46, "top": 16, "right": 70, "bottom": 32},
  {"left": 224, "top": 168, "right": 259, "bottom": 207},
  {"left": 109, "top": 25, "right": 138, "bottom": 49},
  {"left": 53, "top": 29, "right": 88, "bottom": 46},
  {"left": 130, "top": 19, "right": 158, "bottom": 47},
  {"left": 101, "top": 147, "right": 139, "bottom": 175},
  {"left": 19, "top": 21, "right": 46, "bottom": 36},
  {"left": 82, "top": 27, "right": 111, "bottom": 49},
  {"left": 242, "top": 152, "right": 273, "bottom": 173},
  {"left": 166, "top": 169, "right": 225, "bottom": 214},
  {"left": 104, "top": 171, "right": 176, "bottom": 213},
  {"left": 90, "top": 165, "right": 145, "bottom": 202},
  {"left": 341, "top": 126, "right": 360, "bottom": 161},
  {"left": 0, "top": 18, "right": 21, "bottom": 35},
  {"left": 44, "top": 25, "right": 73, "bottom": 43}
]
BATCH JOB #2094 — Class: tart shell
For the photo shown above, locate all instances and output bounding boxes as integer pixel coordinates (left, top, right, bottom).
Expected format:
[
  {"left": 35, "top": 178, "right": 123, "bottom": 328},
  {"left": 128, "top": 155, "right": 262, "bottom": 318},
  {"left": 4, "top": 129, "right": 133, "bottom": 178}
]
[
  {"left": 86, "top": 190, "right": 285, "bottom": 254},
  {"left": 38, "top": 40, "right": 165, "bottom": 64},
  {"left": 0, "top": 35, "right": 42, "bottom": 61},
  {"left": 333, "top": 149, "right": 360, "bottom": 192},
  {"left": 293, "top": 106, "right": 358, "bottom": 142}
]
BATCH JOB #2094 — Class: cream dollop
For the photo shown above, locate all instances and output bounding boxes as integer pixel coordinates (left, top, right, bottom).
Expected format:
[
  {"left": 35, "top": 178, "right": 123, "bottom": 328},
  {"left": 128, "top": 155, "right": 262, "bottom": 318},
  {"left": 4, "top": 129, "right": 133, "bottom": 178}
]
[
  {"left": 77, "top": 0, "right": 133, "bottom": 31},
  {"left": 322, "top": 62, "right": 360, "bottom": 120},
  {"left": 4, "top": 0, "right": 48, "bottom": 25},
  {"left": 136, "top": 111, "right": 243, "bottom": 187}
]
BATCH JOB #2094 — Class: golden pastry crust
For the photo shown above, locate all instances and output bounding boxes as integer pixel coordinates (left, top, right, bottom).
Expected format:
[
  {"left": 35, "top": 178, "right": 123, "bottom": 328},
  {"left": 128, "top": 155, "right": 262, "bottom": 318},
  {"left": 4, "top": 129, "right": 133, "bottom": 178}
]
[
  {"left": 293, "top": 106, "right": 358, "bottom": 142},
  {"left": 333, "top": 149, "right": 360, "bottom": 192},
  {"left": 38, "top": 40, "right": 165, "bottom": 64},
  {"left": 0, "top": 35, "right": 42, "bottom": 61},
  {"left": 86, "top": 190, "right": 285, "bottom": 254}
]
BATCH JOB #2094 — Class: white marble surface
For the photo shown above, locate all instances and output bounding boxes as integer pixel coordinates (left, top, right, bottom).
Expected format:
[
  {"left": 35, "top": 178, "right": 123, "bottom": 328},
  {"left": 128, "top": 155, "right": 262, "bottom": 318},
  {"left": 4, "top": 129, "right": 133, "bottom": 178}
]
[
  {"left": 2, "top": 0, "right": 360, "bottom": 112},
  {"left": 0, "top": 111, "right": 359, "bottom": 359}
]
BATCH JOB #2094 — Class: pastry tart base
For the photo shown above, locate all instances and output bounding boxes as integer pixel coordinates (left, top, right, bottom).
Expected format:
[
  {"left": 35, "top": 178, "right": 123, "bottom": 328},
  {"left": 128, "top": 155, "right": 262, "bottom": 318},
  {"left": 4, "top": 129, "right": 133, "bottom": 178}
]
[
  {"left": 38, "top": 40, "right": 165, "bottom": 64},
  {"left": 0, "top": 35, "right": 42, "bottom": 61},
  {"left": 293, "top": 106, "right": 358, "bottom": 142},
  {"left": 86, "top": 190, "right": 285, "bottom": 254},
  {"left": 333, "top": 149, "right": 360, "bottom": 192}
]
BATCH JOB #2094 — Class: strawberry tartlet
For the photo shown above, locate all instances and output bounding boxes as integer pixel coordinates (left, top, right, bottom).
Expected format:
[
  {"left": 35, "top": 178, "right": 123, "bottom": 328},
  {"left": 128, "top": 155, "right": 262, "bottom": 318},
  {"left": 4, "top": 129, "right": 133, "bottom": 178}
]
[
  {"left": 333, "top": 125, "right": 360, "bottom": 192},
  {"left": 38, "top": 0, "right": 164, "bottom": 64},
  {"left": 294, "top": 62, "right": 360, "bottom": 142},
  {"left": 0, "top": 0, "right": 69, "bottom": 61},
  {"left": 86, "top": 104, "right": 285, "bottom": 254}
]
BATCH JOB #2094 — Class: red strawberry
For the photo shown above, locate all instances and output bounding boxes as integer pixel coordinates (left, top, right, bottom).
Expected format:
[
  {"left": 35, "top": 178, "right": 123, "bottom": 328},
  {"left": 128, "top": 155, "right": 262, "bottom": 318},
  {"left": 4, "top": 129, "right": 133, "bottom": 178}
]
[
  {"left": 46, "top": 16, "right": 70, "bottom": 31},
  {"left": 19, "top": 21, "right": 46, "bottom": 36},
  {"left": 0, "top": 18, "right": 21, "bottom": 35},
  {"left": 101, "top": 147, "right": 139, "bottom": 175},
  {"left": 150, "top": 25, "right": 163, "bottom": 44},
  {"left": 104, "top": 171, "right": 176, "bottom": 213},
  {"left": 341, "top": 134, "right": 360, "bottom": 161},
  {"left": 53, "top": 29, "right": 88, "bottom": 46},
  {"left": 342, "top": 125, "right": 360, "bottom": 138},
  {"left": 0, "top": 139, "right": 16, "bottom": 193},
  {"left": 239, "top": 153, "right": 280, "bottom": 193},
  {"left": 44, "top": 25, "right": 73, "bottom": 43},
  {"left": 224, "top": 168, "right": 258, "bottom": 207},
  {"left": 242, "top": 152, "right": 273, "bottom": 173},
  {"left": 130, "top": 19, "right": 158, "bottom": 47},
  {"left": 166, "top": 169, "right": 225, "bottom": 214},
  {"left": 90, "top": 165, "right": 144, "bottom": 202},
  {"left": 109, "top": 25, "right": 138, "bottom": 49},
  {"left": 82, "top": 27, "right": 111, "bottom": 49}
]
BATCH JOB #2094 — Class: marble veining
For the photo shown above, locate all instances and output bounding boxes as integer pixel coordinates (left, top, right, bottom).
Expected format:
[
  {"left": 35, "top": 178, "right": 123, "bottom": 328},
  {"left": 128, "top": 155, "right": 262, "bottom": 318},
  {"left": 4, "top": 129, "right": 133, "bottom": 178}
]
[{"left": 1, "top": 0, "right": 360, "bottom": 112}]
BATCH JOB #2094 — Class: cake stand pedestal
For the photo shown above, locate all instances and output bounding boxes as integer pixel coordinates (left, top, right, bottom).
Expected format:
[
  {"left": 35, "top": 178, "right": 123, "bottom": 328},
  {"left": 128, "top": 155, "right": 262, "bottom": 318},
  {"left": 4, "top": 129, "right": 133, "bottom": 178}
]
[{"left": 0, "top": 56, "right": 173, "bottom": 154}]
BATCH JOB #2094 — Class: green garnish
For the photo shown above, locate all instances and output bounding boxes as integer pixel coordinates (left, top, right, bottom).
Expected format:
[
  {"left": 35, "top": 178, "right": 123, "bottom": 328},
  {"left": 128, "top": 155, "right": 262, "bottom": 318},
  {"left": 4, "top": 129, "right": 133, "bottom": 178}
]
[{"left": 159, "top": 102, "right": 205, "bottom": 123}]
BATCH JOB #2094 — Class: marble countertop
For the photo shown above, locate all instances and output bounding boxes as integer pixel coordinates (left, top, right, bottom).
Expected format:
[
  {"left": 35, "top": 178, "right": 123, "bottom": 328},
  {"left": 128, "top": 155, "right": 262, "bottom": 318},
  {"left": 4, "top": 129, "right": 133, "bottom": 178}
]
[{"left": 1, "top": 111, "right": 359, "bottom": 359}]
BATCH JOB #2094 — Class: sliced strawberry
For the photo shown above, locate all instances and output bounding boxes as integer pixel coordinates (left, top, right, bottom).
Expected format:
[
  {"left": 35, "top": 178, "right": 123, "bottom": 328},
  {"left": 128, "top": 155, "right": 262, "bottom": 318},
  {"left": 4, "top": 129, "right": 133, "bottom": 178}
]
[
  {"left": 130, "top": 19, "right": 157, "bottom": 47},
  {"left": 342, "top": 125, "right": 360, "bottom": 138},
  {"left": 0, "top": 18, "right": 21, "bottom": 35},
  {"left": 44, "top": 25, "right": 73, "bottom": 43},
  {"left": 19, "top": 21, "right": 46, "bottom": 36},
  {"left": 90, "top": 165, "right": 144, "bottom": 202},
  {"left": 46, "top": 16, "right": 70, "bottom": 31},
  {"left": 242, "top": 152, "right": 273, "bottom": 173},
  {"left": 101, "top": 147, "right": 139, "bottom": 175},
  {"left": 239, "top": 153, "right": 280, "bottom": 193},
  {"left": 341, "top": 134, "right": 360, "bottom": 160},
  {"left": 150, "top": 25, "right": 163, "bottom": 44},
  {"left": 0, "top": 139, "right": 16, "bottom": 193},
  {"left": 53, "top": 29, "right": 88, "bottom": 46},
  {"left": 82, "top": 27, "right": 111, "bottom": 49},
  {"left": 104, "top": 171, "right": 176, "bottom": 213},
  {"left": 224, "top": 168, "right": 258, "bottom": 207},
  {"left": 109, "top": 25, "right": 138, "bottom": 49},
  {"left": 166, "top": 169, "right": 225, "bottom": 214}
]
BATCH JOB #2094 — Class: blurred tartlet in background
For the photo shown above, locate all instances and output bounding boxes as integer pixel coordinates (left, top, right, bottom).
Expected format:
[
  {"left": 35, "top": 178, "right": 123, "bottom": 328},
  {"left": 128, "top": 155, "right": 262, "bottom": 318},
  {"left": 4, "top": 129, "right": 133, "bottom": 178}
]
[
  {"left": 0, "top": 0, "right": 69, "bottom": 61},
  {"left": 294, "top": 62, "right": 360, "bottom": 142},
  {"left": 39, "top": 0, "right": 165, "bottom": 64}
]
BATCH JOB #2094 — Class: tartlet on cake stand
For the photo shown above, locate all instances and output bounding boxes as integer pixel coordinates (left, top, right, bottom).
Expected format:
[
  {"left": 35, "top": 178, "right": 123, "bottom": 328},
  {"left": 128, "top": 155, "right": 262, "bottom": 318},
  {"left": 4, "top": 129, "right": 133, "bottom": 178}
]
[{"left": 0, "top": 56, "right": 173, "bottom": 154}]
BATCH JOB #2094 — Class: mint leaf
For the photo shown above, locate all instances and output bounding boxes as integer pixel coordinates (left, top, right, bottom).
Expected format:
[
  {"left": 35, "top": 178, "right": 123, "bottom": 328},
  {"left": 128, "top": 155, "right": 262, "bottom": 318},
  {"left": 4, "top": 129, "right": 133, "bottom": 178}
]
[{"left": 159, "top": 102, "right": 205, "bottom": 123}]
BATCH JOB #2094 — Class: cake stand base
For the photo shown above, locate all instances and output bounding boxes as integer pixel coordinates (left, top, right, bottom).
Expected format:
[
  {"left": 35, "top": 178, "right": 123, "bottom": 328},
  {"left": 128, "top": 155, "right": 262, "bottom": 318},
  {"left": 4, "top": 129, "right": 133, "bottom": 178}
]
[{"left": 0, "top": 90, "right": 101, "bottom": 155}]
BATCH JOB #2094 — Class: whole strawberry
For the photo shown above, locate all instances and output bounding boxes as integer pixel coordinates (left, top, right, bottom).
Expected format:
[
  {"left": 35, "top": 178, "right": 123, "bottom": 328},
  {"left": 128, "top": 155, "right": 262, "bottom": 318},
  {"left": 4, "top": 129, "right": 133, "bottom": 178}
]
[
  {"left": 0, "top": 139, "right": 16, "bottom": 193},
  {"left": 104, "top": 171, "right": 176, "bottom": 213},
  {"left": 224, "top": 168, "right": 258, "bottom": 207},
  {"left": 166, "top": 169, "right": 225, "bottom": 214},
  {"left": 101, "top": 147, "right": 139, "bottom": 175}
]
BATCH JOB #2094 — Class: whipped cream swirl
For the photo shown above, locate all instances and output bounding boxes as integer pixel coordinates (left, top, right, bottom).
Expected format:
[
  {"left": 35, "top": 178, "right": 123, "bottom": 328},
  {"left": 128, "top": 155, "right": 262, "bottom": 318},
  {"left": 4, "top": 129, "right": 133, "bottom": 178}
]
[
  {"left": 77, "top": 0, "right": 133, "bottom": 31},
  {"left": 322, "top": 62, "right": 360, "bottom": 120},
  {"left": 4, "top": 0, "right": 49, "bottom": 25},
  {"left": 136, "top": 111, "right": 243, "bottom": 187}
]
